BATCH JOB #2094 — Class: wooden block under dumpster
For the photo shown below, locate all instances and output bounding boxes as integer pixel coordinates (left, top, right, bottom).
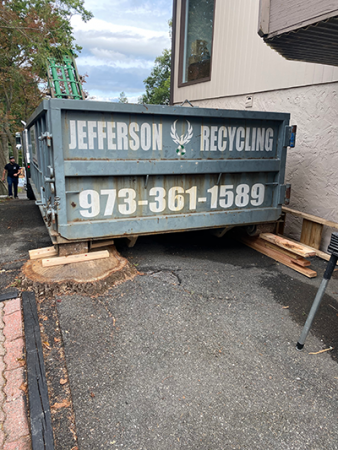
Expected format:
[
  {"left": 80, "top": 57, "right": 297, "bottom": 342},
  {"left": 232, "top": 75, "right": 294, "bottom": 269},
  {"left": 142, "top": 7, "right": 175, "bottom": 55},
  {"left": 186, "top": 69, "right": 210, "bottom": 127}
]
[{"left": 42, "top": 250, "right": 109, "bottom": 268}]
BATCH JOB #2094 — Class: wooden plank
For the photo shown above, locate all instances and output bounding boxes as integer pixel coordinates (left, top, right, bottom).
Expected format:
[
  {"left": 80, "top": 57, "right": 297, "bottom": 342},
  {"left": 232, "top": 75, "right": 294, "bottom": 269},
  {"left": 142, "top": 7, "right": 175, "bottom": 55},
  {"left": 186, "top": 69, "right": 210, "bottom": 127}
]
[
  {"left": 263, "top": 241, "right": 302, "bottom": 260},
  {"left": 279, "top": 235, "right": 331, "bottom": 262},
  {"left": 260, "top": 233, "right": 316, "bottom": 257},
  {"left": 42, "top": 250, "right": 109, "bottom": 268},
  {"left": 309, "top": 222, "right": 324, "bottom": 249},
  {"left": 263, "top": 241, "right": 311, "bottom": 267},
  {"left": 300, "top": 219, "right": 323, "bottom": 250},
  {"left": 29, "top": 246, "right": 58, "bottom": 260},
  {"left": 239, "top": 235, "right": 317, "bottom": 278},
  {"left": 252, "top": 238, "right": 317, "bottom": 278},
  {"left": 275, "top": 213, "right": 286, "bottom": 236},
  {"left": 292, "top": 258, "right": 311, "bottom": 268},
  {"left": 300, "top": 218, "right": 312, "bottom": 247},
  {"left": 282, "top": 206, "right": 338, "bottom": 230},
  {"left": 126, "top": 236, "right": 138, "bottom": 248},
  {"left": 91, "top": 239, "right": 115, "bottom": 249}
]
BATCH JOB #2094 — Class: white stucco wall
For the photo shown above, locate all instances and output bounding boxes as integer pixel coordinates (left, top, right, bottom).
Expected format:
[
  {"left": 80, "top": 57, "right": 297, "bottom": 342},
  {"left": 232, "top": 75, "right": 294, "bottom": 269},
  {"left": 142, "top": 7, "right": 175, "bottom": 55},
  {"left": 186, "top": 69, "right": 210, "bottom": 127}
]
[{"left": 188, "top": 82, "right": 338, "bottom": 251}]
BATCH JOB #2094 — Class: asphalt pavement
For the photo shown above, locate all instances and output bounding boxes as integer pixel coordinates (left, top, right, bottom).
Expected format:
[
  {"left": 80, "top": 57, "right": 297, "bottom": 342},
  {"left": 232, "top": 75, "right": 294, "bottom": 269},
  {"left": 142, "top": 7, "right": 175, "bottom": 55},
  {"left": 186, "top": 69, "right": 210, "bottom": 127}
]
[{"left": 1, "top": 197, "right": 338, "bottom": 449}]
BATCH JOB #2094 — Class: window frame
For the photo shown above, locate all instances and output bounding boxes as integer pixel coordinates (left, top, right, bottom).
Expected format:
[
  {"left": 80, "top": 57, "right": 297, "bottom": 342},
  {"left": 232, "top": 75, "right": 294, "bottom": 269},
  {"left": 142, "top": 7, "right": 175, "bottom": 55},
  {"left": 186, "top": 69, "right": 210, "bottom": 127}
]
[{"left": 178, "top": 0, "right": 216, "bottom": 88}]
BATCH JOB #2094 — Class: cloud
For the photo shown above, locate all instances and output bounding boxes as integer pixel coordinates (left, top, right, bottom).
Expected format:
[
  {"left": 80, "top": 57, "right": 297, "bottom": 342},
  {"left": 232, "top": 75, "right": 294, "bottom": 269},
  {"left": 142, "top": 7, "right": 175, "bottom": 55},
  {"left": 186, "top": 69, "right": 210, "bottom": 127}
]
[
  {"left": 73, "top": 25, "right": 169, "bottom": 60},
  {"left": 78, "top": 0, "right": 172, "bottom": 31},
  {"left": 79, "top": 64, "right": 150, "bottom": 94},
  {"left": 77, "top": 54, "right": 154, "bottom": 70},
  {"left": 71, "top": 1, "right": 172, "bottom": 99}
]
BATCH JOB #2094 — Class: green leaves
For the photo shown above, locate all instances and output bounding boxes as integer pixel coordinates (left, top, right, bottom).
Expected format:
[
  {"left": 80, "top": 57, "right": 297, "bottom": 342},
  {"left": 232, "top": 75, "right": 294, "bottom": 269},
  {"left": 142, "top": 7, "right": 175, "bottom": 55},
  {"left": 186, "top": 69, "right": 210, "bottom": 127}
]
[
  {"left": 140, "top": 48, "right": 171, "bottom": 105},
  {"left": 118, "top": 92, "right": 128, "bottom": 104},
  {"left": 0, "top": 0, "right": 92, "bottom": 156},
  {"left": 0, "top": 0, "right": 92, "bottom": 78}
]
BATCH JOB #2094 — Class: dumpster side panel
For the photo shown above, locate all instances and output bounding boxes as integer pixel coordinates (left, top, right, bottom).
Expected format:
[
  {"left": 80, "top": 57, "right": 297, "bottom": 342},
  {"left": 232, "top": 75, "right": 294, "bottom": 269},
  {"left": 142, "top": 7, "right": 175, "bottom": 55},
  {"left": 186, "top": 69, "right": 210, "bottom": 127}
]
[
  {"left": 26, "top": 100, "right": 290, "bottom": 242},
  {"left": 27, "top": 102, "right": 55, "bottom": 214}
]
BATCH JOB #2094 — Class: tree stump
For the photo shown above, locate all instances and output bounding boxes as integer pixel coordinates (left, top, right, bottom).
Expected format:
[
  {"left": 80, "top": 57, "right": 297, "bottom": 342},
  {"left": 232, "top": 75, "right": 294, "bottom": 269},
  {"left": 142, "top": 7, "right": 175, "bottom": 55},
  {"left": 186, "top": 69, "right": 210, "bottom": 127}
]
[{"left": 21, "top": 246, "right": 138, "bottom": 298}]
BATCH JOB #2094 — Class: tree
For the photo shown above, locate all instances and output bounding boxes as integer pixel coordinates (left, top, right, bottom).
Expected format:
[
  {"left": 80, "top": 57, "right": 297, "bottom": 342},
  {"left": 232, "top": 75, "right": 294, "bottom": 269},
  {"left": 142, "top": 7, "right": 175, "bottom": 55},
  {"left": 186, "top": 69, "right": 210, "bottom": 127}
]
[
  {"left": 0, "top": 0, "right": 92, "bottom": 194},
  {"left": 139, "top": 48, "right": 171, "bottom": 105},
  {"left": 118, "top": 92, "right": 128, "bottom": 103},
  {"left": 140, "top": 21, "right": 172, "bottom": 106}
]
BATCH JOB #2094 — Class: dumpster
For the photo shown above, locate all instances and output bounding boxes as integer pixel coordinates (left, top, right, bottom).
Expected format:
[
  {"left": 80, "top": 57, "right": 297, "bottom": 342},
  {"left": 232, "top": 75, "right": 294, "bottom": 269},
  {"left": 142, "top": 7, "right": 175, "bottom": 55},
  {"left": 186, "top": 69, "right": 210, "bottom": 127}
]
[{"left": 24, "top": 99, "right": 294, "bottom": 246}]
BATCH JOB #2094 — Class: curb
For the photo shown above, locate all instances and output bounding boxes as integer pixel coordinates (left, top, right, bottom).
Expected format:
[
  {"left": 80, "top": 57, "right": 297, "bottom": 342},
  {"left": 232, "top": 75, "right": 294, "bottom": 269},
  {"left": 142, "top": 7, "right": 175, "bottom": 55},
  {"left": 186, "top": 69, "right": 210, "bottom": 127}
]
[
  {"left": 0, "top": 291, "right": 19, "bottom": 302},
  {"left": 22, "top": 292, "right": 54, "bottom": 450}
]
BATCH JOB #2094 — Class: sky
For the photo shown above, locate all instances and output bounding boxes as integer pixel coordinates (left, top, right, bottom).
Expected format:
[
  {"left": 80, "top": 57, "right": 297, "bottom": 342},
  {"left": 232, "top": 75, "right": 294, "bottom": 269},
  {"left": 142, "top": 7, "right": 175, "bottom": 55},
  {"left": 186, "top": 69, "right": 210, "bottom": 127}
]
[{"left": 71, "top": 0, "right": 172, "bottom": 103}]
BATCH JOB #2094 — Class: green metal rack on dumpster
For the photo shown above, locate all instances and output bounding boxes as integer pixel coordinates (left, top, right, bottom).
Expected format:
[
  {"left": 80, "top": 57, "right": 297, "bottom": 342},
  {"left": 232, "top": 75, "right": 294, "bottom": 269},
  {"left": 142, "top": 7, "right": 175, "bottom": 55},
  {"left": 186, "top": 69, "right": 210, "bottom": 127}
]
[{"left": 47, "top": 54, "right": 85, "bottom": 100}]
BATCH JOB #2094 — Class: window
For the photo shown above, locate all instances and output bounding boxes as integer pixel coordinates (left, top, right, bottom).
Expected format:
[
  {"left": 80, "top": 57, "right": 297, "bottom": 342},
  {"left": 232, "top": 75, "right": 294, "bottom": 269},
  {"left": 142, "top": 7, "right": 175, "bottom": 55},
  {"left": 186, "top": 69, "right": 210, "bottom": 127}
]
[{"left": 179, "top": 0, "right": 215, "bottom": 86}]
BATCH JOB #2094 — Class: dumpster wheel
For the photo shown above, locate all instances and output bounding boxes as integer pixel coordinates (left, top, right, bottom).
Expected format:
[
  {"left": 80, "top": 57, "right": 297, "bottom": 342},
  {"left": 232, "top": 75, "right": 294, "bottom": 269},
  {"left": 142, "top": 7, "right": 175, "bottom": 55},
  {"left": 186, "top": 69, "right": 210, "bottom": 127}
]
[{"left": 245, "top": 223, "right": 276, "bottom": 237}]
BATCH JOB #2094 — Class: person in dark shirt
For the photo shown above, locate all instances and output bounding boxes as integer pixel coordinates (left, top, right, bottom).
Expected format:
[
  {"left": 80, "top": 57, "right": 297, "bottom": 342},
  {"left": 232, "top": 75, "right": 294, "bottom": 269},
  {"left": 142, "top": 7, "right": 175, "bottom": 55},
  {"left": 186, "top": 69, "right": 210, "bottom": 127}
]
[{"left": 1, "top": 156, "right": 21, "bottom": 199}]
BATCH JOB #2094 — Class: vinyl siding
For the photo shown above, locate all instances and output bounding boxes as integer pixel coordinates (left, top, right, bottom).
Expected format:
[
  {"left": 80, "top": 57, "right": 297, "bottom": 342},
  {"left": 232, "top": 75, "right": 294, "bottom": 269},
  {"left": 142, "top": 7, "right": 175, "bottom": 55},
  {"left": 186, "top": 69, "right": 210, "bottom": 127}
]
[
  {"left": 173, "top": 0, "right": 338, "bottom": 104},
  {"left": 269, "top": 0, "right": 338, "bottom": 35}
]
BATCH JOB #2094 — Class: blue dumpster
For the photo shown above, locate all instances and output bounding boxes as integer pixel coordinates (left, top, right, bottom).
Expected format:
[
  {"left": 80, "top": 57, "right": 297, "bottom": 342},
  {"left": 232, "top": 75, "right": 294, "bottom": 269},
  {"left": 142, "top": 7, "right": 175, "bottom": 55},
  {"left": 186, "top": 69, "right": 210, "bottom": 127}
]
[{"left": 24, "top": 99, "right": 293, "bottom": 245}]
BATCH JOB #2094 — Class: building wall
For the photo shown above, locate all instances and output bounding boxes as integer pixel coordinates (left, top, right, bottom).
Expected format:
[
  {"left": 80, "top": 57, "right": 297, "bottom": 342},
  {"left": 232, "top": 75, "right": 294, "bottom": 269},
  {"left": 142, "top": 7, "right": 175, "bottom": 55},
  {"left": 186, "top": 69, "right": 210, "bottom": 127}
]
[
  {"left": 185, "top": 83, "right": 338, "bottom": 252},
  {"left": 173, "top": 0, "right": 338, "bottom": 104},
  {"left": 269, "top": 0, "right": 338, "bottom": 34}
]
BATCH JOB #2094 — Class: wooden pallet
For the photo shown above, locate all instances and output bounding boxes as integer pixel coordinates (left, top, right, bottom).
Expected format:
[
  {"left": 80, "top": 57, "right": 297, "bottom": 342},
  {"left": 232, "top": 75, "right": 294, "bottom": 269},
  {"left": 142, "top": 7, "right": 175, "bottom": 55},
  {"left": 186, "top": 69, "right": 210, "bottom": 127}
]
[{"left": 282, "top": 206, "right": 338, "bottom": 253}]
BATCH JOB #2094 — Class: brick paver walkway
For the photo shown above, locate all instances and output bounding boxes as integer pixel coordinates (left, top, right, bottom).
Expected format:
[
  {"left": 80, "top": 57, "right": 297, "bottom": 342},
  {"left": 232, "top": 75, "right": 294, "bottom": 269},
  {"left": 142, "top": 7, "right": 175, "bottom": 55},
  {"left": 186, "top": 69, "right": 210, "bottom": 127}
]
[{"left": 0, "top": 298, "right": 31, "bottom": 449}]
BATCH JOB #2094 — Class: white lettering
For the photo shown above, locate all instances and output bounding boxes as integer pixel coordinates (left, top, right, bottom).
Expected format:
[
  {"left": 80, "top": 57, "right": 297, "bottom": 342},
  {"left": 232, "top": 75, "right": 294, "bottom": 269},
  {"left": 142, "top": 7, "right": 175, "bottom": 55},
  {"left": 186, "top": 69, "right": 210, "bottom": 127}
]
[
  {"left": 228, "top": 127, "right": 236, "bottom": 151},
  {"left": 244, "top": 127, "right": 251, "bottom": 151},
  {"left": 236, "top": 127, "right": 245, "bottom": 152},
  {"left": 129, "top": 122, "right": 139, "bottom": 151},
  {"left": 107, "top": 122, "right": 116, "bottom": 150},
  {"left": 265, "top": 128, "right": 274, "bottom": 151},
  {"left": 117, "top": 122, "right": 128, "bottom": 150},
  {"left": 256, "top": 128, "right": 265, "bottom": 151},
  {"left": 69, "top": 120, "right": 77, "bottom": 149},
  {"left": 88, "top": 121, "right": 97, "bottom": 150},
  {"left": 201, "top": 126, "right": 210, "bottom": 151},
  {"left": 153, "top": 124, "right": 162, "bottom": 150},
  {"left": 78, "top": 120, "right": 87, "bottom": 150},
  {"left": 251, "top": 128, "right": 256, "bottom": 152},
  {"left": 218, "top": 126, "right": 227, "bottom": 151},
  {"left": 210, "top": 126, "right": 218, "bottom": 151},
  {"left": 98, "top": 122, "right": 106, "bottom": 150},
  {"left": 72, "top": 120, "right": 272, "bottom": 155},
  {"left": 141, "top": 123, "right": 151, "bottom": 151}
]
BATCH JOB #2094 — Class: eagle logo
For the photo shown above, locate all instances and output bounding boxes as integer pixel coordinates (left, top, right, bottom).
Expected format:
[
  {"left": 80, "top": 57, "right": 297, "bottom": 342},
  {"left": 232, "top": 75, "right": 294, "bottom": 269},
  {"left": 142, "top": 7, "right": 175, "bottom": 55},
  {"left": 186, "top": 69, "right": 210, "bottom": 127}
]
[{"left": 170, "top": 120, "right": 193, "bottom": 156}]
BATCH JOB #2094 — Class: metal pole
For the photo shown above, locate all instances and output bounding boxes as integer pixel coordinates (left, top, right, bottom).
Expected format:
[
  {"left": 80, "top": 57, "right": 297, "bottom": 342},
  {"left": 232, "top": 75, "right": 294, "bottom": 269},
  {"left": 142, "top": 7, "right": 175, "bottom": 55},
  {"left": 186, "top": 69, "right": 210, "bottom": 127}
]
[{"left": 296, "top": 232, "right": 338, "bottom": 350}]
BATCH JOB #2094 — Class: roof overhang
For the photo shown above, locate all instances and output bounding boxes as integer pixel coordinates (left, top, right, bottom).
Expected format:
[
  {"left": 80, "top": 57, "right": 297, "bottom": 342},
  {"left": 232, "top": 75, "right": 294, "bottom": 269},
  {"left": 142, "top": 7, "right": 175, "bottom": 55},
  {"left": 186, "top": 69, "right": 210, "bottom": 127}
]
[{"left": 262, "top": 15, "right": 338, "bottom": 67}]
